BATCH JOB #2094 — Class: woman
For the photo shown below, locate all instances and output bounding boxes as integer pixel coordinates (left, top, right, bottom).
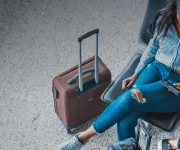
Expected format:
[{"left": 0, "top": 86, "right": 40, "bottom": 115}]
[{"left": 57, "top": 0, "right": 180, "bottom": 149}]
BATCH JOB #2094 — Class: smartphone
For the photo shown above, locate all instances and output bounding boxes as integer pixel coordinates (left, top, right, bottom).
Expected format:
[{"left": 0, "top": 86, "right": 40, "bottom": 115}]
[{"left": 161, "top": 80, "right": 180, "bottom": 96}]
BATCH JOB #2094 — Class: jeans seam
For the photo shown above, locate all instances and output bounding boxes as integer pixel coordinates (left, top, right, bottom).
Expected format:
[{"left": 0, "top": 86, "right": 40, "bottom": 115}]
[{"left": 124, "top": 103, "right": 132, "bottom": 111}]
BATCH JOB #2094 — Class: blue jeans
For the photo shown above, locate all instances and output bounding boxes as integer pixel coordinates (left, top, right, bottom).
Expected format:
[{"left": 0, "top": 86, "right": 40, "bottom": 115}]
[{"left": 92, "top": 59, "right": 180, "bottom": 141}]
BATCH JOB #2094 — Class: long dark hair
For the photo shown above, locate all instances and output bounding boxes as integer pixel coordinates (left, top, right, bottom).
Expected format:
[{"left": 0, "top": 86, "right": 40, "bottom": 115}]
[{"left": 149, "top": 0, "right": 177, "bottom": 37}]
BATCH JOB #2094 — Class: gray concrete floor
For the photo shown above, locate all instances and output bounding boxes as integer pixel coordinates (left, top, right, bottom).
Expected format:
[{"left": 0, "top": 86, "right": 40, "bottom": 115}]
[{"left": 1, "top": 0, "right": 180, "bottom": 150}]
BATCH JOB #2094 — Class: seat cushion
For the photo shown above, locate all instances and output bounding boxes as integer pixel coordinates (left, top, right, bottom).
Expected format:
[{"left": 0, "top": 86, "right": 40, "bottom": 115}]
[{"left": 143, "top": 111, "right": 180, "bottom": 132}]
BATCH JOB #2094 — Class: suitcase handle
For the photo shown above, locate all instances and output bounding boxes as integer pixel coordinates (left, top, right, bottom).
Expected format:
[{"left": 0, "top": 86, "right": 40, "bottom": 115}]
[
  {"left": 78, "top": 29, "right": 99, "bottom": 42},
  {"left": 53, "top": 87, "right": 59, "bottom": 99},
  {"left": 67, "top": 67, "right": 95, "bottom": 84},
  {"left": 78, "top": 29, "right": 99, "bottom": 92}
]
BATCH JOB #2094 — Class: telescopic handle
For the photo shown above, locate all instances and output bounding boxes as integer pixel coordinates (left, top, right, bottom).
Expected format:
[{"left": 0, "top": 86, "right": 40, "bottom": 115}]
[
  {"left": 78, "top": 29, "right": 99, "bottom": 92},
  {"left": 78, "top": 29, "right": 99, "bottom": 42}
]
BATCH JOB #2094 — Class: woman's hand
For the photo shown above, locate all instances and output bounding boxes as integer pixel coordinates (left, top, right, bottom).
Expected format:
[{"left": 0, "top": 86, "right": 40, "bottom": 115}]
[
  {"left": 122, "top": 73, "right": 139, "bottom": 91},
  {"left": 168, "top": 83, "right": 180, "bottom": 92}
]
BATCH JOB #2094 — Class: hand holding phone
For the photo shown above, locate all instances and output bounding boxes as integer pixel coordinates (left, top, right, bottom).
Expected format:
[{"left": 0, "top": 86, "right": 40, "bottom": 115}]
[{"left": 161, "top": 80, "right": 180, "bottom": 96}]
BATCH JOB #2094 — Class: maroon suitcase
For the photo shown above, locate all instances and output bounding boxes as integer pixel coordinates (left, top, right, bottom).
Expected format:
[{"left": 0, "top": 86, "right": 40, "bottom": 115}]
[{"left": 52, "top": 29, "right": 111, "bottom": 133}]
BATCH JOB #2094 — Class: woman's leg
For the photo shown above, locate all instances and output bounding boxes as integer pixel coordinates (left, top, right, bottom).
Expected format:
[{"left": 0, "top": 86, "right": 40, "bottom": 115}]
[
  {"left": 92, "top": 61, "right": 161, "bottom": 140},
  {"left": 78, "top": 61, "right": 166, "bottom": 142},
  {"left": 117, "top": 110, "right": 146, "bottom": 141},
  {"left": 92, "top": 80, "right": 180, "bottom": 136},
  {"left": 78, "top": 90, "right": 137, "bottom": 143},
  {"left": 116, "top": 62, "right": 160, "bottom": 141},
  {"left": 79, "top": 60, "right": 180, "bottom": 142}
]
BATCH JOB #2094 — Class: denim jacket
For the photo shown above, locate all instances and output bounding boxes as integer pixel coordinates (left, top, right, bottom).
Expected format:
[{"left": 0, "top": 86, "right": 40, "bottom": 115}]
[{"left": 135, "top": 16, "right": 180, "bottom": 75}]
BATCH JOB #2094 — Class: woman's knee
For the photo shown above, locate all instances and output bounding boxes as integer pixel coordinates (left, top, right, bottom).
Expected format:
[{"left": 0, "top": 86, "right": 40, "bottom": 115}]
[
  {"left": 117, "top": 111, "right": 144, "bottom": 129},
  {"left": 131, "top": 87, "right": 147, "bottom": 104},
  {"left": 122, "top": 84, "right": 147, "bottom": 106}
]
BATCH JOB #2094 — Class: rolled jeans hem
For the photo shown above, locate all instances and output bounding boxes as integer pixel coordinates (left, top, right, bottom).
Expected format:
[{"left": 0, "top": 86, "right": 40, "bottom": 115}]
[
  {"left": 178, "top": 139, "right": 180, "bottom": 149},
  {"left": 92, "top": 122, "right": 101, "bottom": 134}
]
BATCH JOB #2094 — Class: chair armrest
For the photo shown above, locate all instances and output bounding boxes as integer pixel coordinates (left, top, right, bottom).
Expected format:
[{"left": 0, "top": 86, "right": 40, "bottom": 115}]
[{"left": 101, "top": 51, "right": 143, "bottom": 104}]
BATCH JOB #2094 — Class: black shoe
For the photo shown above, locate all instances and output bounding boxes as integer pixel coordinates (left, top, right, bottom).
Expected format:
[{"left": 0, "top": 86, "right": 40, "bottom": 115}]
[{"left": 158, "top": 139, "right": 176, "bottom": 150}]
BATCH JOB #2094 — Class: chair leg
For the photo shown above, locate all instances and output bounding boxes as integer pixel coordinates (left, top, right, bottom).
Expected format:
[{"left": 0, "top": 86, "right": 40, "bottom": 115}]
[
  {"left": 137, "top": 119, "right": 152, "bottom": 150},
  {"left": 135, "top": 121, "right": 151, "bottom": 137},
  {"left": 142, "top": 121, "right": 152, "bottom": 137}
]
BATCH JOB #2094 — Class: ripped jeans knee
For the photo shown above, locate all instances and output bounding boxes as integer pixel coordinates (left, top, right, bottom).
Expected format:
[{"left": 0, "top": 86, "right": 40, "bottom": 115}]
[{"left": 131, "top": 85, "right": 146, "bottom": 104}]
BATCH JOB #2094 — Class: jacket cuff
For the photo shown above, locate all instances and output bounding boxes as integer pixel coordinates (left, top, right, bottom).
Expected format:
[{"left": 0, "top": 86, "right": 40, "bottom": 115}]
[{"left": 134, "top": 64, "right": 146, "bottom": 75}]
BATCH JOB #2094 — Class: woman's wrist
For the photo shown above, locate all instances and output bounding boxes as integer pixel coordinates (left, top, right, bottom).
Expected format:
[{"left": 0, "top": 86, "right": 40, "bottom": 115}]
[{"left": 133, "top": 72, "right": 139, "bottom": 78}]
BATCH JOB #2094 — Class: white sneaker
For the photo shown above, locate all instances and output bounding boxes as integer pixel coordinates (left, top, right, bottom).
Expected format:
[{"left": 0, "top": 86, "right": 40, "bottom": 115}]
[{"left": 56, "top": 132, "right": 89, "bottom": 150}]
